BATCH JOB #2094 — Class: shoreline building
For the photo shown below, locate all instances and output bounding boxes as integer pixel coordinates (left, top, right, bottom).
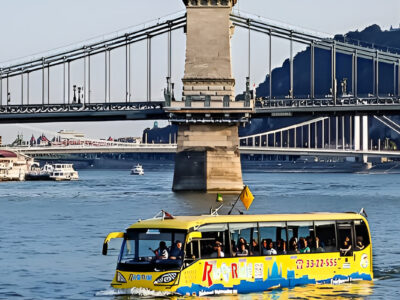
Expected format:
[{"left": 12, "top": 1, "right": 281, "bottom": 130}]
[{"left": 0, "top": 150, "right": 35, "bottom": 181}]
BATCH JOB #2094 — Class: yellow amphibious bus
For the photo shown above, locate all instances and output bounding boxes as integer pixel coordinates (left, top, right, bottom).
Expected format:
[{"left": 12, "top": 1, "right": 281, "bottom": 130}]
[{"left": 102, "top": 210, "right": 372, "bottom": 296}]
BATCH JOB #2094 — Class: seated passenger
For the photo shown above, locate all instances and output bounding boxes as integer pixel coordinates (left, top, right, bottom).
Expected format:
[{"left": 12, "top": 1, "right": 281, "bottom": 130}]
[
  {"left": 250, "top": 239, "right": 260, "bottom": 256},
  {"left": 169, "top": 240, "right": 183, "bottom": 260},
  {"left": 306, "top": 236, "right": 313, "bottom": 249},
  {"left": 231, "top": 240, "right": 238, "bottom": 257},
  {"left": 210, "top": 240, "right": 225, "bottom": 258},
  {"left": 262, "top": 239, "right": 277, "bottom": 255},
  {"left": 150, "top": 241, "right": 169, "bottom": 260},
  {"left": 236, "top": 243, "right": 249, "bottom": 257},
  {"left": 276, "top": 239, "right": 287, "bottom": 254},
  {"left": 299, "top": 237, "right": 310, "bottom": 253},
  {"left": 288, "top": 237, "right": 299, "bottom": 254},
  {"left": 237, "top": 237, "right": 247, "bottom": 248},
  {"left": 340, "top": 236, "right": 352, "bottom": 256},
  {"left": 355, "top": 236, "right": 365, "bottom": 251},
  {"left": 312, "top": 236, "right": 325, "bottom": 252}
]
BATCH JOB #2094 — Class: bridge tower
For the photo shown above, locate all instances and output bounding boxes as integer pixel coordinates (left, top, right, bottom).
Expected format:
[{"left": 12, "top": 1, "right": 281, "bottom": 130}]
[{"left": 165, "top": 0, "right": 254, "bottom": 192}]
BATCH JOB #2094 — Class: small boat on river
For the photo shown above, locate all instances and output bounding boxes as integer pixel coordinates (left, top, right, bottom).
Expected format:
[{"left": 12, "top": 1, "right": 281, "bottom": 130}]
[{"left": 130, "top": 164, "right": 144, "bottom": 176}]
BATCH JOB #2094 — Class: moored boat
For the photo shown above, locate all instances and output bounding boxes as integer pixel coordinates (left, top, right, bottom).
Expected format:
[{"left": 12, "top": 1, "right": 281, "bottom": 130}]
[
  {"left": 49, "top": 163, "right": 79, "bottom": 181},
  {"left": 25, "top": 163, "right": 53, "bottom": 181},
  {"left": 0, "top": 150, "right": 34, "bottom": 181}
]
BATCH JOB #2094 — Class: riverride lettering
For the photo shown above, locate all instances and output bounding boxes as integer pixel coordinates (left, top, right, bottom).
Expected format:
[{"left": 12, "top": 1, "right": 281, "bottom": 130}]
[
  {"left": 202, "top": 262, "right": 213, "bottom": 286},
  {"left": 202, "top": 261, "right": 253, "bottom": 286},
  {"left": 231, "top": 263, "right": 238, "bottom": 279}
]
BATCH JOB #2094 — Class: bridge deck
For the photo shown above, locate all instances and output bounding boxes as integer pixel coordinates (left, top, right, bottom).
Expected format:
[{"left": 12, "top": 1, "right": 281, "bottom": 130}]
[{"left": 6, "top": 144, "right": 400, "bottom": 158}]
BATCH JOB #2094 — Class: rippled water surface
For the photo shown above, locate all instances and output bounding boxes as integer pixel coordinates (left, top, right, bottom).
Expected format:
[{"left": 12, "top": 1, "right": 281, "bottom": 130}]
[{"left": 1, "top": 169, "right": 400, "bottom": 299}]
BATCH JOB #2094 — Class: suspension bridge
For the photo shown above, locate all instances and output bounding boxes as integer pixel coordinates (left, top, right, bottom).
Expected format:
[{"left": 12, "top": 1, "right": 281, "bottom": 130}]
[
  {"left": 1, "top": 12, "right": 400, "bottom": 122},
  {"left": 1, "top": 0, "right": 400, "bottom": 190}
]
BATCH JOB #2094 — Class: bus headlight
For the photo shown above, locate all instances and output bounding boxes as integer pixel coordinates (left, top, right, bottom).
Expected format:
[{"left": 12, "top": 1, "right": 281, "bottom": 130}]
[
  {"left": 153, "top": 272, "right": 178, "bottom": 285},
  {"left": 116, "top": 271, "right": 127, "bottom": 283}
]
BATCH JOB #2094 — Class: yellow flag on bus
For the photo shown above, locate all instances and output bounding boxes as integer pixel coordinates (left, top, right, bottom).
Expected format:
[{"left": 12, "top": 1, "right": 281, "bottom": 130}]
[{"left": 240, "top": 185, "right": 254, "bottom": 210}]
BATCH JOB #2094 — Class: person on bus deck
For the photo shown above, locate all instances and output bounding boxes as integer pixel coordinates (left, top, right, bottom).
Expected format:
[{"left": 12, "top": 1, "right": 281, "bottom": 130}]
[
  {"left": 210, "top": 241, "right": 225, "bottom": 258},
  {"left": 236, "top": 242, "right": 249, "bottom": 257},
  {"left": 299, "top": 237, "right": 310, "bottom": 253},
  {"left": 250, "top": 239, "right": 260, "bottom": 256},
  {"left": 276, "top": 239, "right": 287, "bottom": 254},
  {"left": 288, "top": 237, "right": 299, "bottom": 254},
  {"left": 356, "top": 236, "right": 365, "bottom": 250},
  {"left": 340, "top": 236, "right": 352, "bottom": 255},
  {"left": 150, "top": 241, "right": 169, "bottom": 260},
  {"left": 169, "top": 240, "right": 183, "bottom": 260},
  {"left": 262, "top": 239, "right": 277, "bottom": 255}
]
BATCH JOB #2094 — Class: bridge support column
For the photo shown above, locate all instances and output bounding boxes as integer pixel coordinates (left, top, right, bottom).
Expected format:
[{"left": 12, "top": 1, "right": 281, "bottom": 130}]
[
  {"left": 354, "top": 115, "right": 369, "bottom": 163},
  {"left": 362, "top": 115, "right": 369, "bottom": 163},
  {"left": 354, "top": 115, "right": 360, "bottom": 151},
  {"left": 173, "top": 124, "right": 242, "bottom": 192},
  {"left": 168, "top": 0, "right": 250, "bottom": 192}
]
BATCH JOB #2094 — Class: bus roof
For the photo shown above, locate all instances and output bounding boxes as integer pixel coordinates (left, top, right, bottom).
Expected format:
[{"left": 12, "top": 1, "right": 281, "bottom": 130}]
[{"left": 128, "top": 212, "right": 367, "bottom": 230}]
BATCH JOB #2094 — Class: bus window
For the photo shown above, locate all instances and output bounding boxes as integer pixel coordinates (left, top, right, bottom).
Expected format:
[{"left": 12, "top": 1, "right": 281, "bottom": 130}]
[
  {"left": 287, "top": 221, "right": 313, "bottom": 254},
  {"left": 337, "top": 222, "right": 353, "bottom": 257},
  {"left": 354, "top": 220, "right": 370, "bottom": 251},
  {"left": 315, "top": 221, "right": 336, "bottom": 252},
  {"left": 185, "top": 239, "right": 200, "bottom": 263},
  {"left": 198, "top": 223, "right": 229, "bottom": 258},
  {"left": 119, "top": 229, "right": 186, "bottom": 272},
  {"left": 229, "top": 223, "right": 257, "bottom": 257},
  {"left": 259, "top": 222, "right": 286, "bottom": 255},
  {"left": 252, "top": 228, "right": 260, "bottom": 256}
]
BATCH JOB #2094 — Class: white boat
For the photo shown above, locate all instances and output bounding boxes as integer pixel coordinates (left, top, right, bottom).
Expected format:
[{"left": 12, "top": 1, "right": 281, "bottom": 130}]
[
  {"left": 25, "top": 163, "right": 54, "bottom": 181},
  {"left": 49, "top": 163, "right": 79, "bottom": 181},
  {"left": 130, "top": 164, "right": 144, "bottom": 175},
  {"left": 0, "top": 150, "right": 34, "bottom": 181}
]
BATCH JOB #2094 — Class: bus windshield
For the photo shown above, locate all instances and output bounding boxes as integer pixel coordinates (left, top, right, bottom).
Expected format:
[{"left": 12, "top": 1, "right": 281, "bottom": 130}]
[{"left": 118, "top": 229, "right": 186, "bottom": 272}]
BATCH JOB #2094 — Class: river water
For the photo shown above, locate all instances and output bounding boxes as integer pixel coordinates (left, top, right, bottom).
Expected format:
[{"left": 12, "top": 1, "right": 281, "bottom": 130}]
[{"left": 1, "top": 169, "right": 399, "bottom": 299}]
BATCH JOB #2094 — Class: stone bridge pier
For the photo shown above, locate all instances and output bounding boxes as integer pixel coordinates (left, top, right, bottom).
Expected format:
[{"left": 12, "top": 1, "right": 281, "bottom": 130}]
[{"left": 165, "top": 0, "right": 254, "bottom": 192}]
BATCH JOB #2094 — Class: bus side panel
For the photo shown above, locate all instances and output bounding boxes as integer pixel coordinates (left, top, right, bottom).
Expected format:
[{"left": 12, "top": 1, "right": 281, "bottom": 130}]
[{"left": 175, "top": 250, "right": 373, "bottom": 296}]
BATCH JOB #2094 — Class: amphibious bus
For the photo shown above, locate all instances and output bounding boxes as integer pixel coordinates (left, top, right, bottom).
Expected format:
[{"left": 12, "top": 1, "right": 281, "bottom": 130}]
[{"left": 102, "top": 211, "right": 372, "bottom": 296}]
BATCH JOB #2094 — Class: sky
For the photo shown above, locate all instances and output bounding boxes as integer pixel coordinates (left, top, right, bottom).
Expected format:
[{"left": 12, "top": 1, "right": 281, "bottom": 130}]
[{"left": 0, "top": 0, "right": 399, "bottom": 143}]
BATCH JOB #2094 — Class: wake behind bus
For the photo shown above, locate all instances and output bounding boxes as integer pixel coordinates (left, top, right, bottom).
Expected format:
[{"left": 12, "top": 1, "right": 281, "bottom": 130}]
[{"left": 102, "top": 210, "right": 372, "bottom": 296}]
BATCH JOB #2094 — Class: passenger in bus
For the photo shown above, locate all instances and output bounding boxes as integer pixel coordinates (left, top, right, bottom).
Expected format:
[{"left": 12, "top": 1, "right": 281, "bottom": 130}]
[
  {"left": 262, "top": 239, "right": 277, "bottom": 255},
  {"left": 169, "top": 240, "right": 183, "bottom": 260},
  {"left": 210, "top": 241, "right": 225, "bottom": 258},
  {"left": 299, "top": 237, "right": 310, "bottom": 253},
  {"left": 312, "top": 236, "right": 325, "bottom": 252},
  {"left": 150, "top": 241, "right": 169, "bottom": 260},
  {"left": 276, "top": 239, "right": 287, "bottom": 254},
  {"left": 236, "top": 243, "right": 249, "bottom": 257},
  {"left": 355, "top": 236, "right": 365, "bottom": 250},
  {"left": 340, "top": 236, "right": 352, "bottom": 255},
  {"left": 306, "top": 236, "right": 313, "bottom": 249},
  {"left": 231, "top": 240, "right": 237, "bottom": 256},
  {"left": 238, "top": 237, "right": 247, "bottom": 249},
  {"left": 250, "top": 239, "right": 260, "bottom": 256},
  {"left": 288, "top": 237, "right": 299, "bottom": 254}
]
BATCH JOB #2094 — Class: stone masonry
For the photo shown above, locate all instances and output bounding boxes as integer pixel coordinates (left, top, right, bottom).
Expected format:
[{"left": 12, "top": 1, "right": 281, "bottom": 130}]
[
  {"left": 182, "top": 0, "right": 237, "bottom": 101},
  {"left": 172, "top": 0, "right": 245, "bottom": 192}
]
